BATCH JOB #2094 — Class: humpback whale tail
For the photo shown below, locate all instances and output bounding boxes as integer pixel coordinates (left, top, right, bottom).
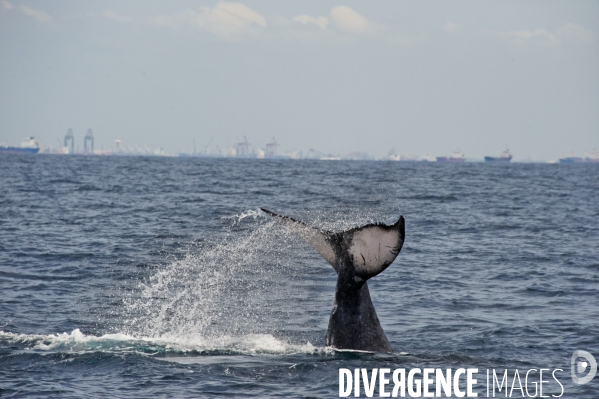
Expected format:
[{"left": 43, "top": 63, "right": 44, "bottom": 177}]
[{"left": 260, "top": 208, "right": 405, "bottom": 352}]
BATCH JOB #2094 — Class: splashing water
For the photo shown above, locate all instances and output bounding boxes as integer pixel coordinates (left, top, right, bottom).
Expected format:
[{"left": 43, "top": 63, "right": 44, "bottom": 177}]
[
  {"left": 121, "top": 210, "right": 312, "bottom": 342},
  {"left": 0, "top": 329, "right": 329, "bottom": 356},
  {"left": 219, "top": 208, "right": 263, "bottom": 225}
]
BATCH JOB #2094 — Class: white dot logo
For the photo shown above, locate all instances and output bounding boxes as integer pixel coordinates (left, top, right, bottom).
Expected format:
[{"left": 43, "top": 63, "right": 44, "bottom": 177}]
[{"left": 571, "top": 350, "right": 597, "bottom": 385}]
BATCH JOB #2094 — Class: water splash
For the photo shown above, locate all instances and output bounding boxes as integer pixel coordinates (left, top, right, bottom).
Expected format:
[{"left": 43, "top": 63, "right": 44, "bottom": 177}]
[
  {"left": 220, "top": 208, "right": 263, "bottom": 225},
  {"left": 121, "top": 212, "right": 307, "bottom": 341},
  {"left": 0, "top": 329, "right": 329, "bottom": 356}
]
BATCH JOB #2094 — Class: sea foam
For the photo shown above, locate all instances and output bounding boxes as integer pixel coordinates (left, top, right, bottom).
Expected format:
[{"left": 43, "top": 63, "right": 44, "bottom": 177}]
[{"left": 0, "top": 329, "right": 329, "bottom": 356}]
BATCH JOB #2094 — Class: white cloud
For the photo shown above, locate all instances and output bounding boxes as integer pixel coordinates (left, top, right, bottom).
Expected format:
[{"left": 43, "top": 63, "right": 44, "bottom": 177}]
[
  {"left": 292, "top": 14, "right": 328, "bottom": 30},
  {"left": 497, "top": 28, "right": 555, "bottom": 45},
  {"left": 557, "top": 23, "right": 594, "bottom": 45},
  {"left": 151, "top": 2, "right": 266, "bottom": 38},
  {"left": 148, "top": 3, "right": 423, "bottom": 45},
  {"left": 103, "top": 10, "right": 133, "bottom": 24},
  {"left": 443, "top": 20, "right": 459, "bottom": 34},
  {"left": 330, "top": 6, "right": 370, "bottom": 34},
  {"left": 20, "top": 5, "right": 52, "bottom": 22},
  {"left": 1, "top": 0, "right": 13, "bottom": 10},
  {"left": 488, "top": 23, "right": 594, "bottom": 47}
]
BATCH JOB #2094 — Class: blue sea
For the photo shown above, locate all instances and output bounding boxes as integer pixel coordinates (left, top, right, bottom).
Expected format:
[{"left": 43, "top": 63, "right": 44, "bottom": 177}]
[{"left": 0, "top": 155, "right": 598, "bottom": 398}]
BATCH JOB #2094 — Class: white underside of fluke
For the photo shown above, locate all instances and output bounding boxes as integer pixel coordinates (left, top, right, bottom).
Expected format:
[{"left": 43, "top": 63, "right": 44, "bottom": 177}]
[
  {"left": 349, "top": 227, "right": 401, "bottom": 277},
  {"left": 260, "top": 208, "right": 403, "bottom": 278}
]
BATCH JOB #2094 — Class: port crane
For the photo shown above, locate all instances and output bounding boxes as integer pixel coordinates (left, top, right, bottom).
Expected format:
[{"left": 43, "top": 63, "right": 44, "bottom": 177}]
[
  {"left": 266, "top": 137, "right": 280, "bottom": 157},
  {"left": 83, "top": 129, "right": 94, "bottom": 154},
  {"left": 236, "top": 136, "right": 251, "bottom": 157}
]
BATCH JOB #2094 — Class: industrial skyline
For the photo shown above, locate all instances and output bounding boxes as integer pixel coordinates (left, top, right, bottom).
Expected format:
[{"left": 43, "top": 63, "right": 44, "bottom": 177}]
[
  {"left": 1, "top": 1, "right": 598, "bottom": 160},
  {"left": 8, "top": 127, "right": 596, "bottom": 163}
]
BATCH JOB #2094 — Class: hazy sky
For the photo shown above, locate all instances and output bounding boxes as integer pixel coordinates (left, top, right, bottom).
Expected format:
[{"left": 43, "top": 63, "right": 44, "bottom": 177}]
[{"left": 1, "top": 1, "right": 598, "bottom": 160}]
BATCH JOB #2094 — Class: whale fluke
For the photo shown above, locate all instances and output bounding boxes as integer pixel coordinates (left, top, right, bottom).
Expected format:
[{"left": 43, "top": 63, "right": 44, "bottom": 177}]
[
  {"left": 259, "top": 207, "right": 337, "bottom": 268},
  {"left": 261, "top": 208, "right": 405, "bottom": 352}
]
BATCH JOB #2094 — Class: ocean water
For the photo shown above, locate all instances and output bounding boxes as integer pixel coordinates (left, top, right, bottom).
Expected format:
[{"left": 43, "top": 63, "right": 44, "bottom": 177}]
[{"left": 0, "top": 155, "right": 598, "bottom": 398}]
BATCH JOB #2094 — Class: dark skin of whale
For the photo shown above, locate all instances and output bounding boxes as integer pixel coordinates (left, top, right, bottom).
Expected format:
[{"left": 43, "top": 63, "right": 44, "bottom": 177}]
[{"left": 261, "top": 208, "right": 405, "bottom": 353}]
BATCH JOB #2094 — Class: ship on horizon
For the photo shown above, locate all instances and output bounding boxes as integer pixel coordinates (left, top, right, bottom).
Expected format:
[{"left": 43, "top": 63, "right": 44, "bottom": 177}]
[
  {"left": 559, "top": 149, "right": 599, "bottom": 164},
  {"left": 436, "top": 149, "right": 465, "bottom": 163},
  {"left": 0, "top": 137, "right": 40, "bottom": 154},
  {"left": 484, "top": 148, "right": 512, "bottom": 163}
]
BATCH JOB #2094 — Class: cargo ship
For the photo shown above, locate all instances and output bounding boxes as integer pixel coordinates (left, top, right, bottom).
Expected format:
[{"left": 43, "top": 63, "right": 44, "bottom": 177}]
[
  {"left": 0, "top": 137, "right": 40, "bottom": 154},
  {"left": 484, "top": 149, "right": 512, "bottom": 163},
  {"left": 559, "top": 149, "right": 599, "bottom": 163},
  {"left": 558, "top": 156, "right": 583, "bottom": 164},
  {"left": 436, "top": 150, "right": 465, "bottom": 163}
]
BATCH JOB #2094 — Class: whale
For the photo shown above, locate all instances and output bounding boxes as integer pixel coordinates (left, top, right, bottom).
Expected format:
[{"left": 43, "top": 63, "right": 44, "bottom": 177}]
[{"left": 260, "top": 208, "right": 405, "bottom": 353}]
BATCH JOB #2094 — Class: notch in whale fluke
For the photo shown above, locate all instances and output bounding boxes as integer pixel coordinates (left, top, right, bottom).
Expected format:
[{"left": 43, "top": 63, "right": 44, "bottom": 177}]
[{"left": 260, "top": 207, "right": 405, "bottom": 280}]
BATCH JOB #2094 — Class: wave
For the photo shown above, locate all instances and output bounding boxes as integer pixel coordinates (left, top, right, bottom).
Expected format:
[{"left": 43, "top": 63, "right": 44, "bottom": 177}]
[
  {"left": 0, "top": 329, "right": 329, "bottom": 356},
  {"left": 219, "top": 208, "right": 264, "bottom": 224}
]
